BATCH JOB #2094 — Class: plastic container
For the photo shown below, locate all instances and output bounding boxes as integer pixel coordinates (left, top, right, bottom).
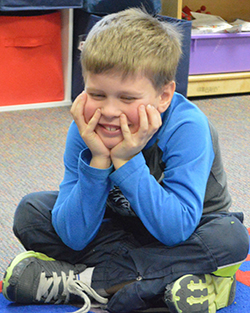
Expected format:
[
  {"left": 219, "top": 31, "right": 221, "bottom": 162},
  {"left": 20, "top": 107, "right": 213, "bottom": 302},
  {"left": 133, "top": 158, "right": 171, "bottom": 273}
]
[
  {"left": 0, "top": 0, "right": 82, "bottom": 11},
  {"left": 0, "top": 11, "right": 64, "bottom": 106},
  {"left": 189, "top": 32, "right": 250, "bottom": 75}
]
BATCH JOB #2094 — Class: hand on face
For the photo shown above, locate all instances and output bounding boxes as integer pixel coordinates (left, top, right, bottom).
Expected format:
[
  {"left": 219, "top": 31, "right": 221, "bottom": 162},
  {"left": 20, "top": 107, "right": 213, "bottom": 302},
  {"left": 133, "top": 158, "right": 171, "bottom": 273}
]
[
  {"left": 70, "top": 92, "right": 111, "bottom": 169},
  {"left": 71, "top": 92, "right": 162, "bottom": 170},
  {"left": 110, "top": 103, "right": 162, "bottom": 169}
]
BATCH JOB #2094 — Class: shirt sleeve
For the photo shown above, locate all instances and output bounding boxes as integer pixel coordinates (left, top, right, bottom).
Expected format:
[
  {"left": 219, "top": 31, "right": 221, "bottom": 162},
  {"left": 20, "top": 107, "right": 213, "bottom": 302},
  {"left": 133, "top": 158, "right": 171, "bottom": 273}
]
[
  {"left": 52, "top": 122, "right": 113, "bottom": 250},
  {"left": 110, "top": 110, "right": 214, "bottom": 246}
]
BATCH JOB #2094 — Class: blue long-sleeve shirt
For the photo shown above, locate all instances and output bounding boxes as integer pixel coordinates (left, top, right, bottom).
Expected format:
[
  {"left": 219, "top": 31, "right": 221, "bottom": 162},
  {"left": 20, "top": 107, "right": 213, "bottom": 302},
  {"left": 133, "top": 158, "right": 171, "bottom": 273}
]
[{"left": 52, "top": 92, "right": 231, "bottom": 250}]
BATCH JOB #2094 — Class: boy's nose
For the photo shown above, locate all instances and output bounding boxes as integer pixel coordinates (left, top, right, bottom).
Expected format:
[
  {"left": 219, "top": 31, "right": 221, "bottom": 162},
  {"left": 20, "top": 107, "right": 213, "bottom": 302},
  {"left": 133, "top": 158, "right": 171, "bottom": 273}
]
[{"left": 100, "top": 99, "right": 121, "bottom": 118}]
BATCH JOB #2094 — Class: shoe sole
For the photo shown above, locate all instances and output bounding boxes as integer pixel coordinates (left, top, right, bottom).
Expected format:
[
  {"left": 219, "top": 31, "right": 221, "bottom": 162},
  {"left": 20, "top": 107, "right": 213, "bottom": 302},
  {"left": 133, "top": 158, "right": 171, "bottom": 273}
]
[
  {"left": 169, "top": 274, "right": 235, "bottom": 313},
  {"left": 3, "top": 250, "right": 55, "bottom": 301}
]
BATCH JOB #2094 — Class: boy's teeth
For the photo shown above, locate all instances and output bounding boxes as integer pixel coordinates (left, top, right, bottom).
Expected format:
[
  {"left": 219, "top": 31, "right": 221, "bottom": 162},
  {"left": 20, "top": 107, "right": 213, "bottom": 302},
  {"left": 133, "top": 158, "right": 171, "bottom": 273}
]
[{"left": 105, "top": 126, "right": 117, "bottom": 131}]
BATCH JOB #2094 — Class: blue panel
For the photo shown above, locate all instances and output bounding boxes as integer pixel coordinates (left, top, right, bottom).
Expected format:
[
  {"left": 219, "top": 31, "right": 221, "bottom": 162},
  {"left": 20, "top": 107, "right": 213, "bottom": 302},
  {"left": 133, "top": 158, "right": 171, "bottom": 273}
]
[
  {"left": 82, "top": 0, "right": 161, "bottom": 15},
  {"left": 72, "top": 11, "right": 191, "bottom": 99},
  {"left": 0, "top": 0, "right": 83, "bottom": 11}
]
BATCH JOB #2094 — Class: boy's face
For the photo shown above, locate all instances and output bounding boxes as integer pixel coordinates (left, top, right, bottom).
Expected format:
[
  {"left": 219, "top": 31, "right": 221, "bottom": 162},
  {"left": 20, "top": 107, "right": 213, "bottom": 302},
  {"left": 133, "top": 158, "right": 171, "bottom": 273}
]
[{"left": 84, "top": 72, "right": 172, "bottom": 149}]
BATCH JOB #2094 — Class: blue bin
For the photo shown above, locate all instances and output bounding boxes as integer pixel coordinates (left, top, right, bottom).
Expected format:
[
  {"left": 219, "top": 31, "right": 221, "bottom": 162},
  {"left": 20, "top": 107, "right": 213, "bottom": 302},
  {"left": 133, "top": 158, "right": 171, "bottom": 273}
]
[
  {"left": 0, "top": 0, "right": 83, "bottom": 10},
  {"left": 72, "top": 10, "right": 191, "bottom": 99}
]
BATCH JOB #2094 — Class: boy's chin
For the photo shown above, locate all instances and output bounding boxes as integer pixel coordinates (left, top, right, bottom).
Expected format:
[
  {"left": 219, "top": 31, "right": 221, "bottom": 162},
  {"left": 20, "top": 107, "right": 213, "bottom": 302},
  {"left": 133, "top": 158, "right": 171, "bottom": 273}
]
[{"left": 102, "top": 138, "right": 123, "bottom": 150}]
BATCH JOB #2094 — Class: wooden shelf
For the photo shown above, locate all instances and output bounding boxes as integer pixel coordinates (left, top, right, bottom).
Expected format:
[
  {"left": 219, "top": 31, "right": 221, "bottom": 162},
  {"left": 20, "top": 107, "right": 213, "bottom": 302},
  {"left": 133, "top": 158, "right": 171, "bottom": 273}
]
[
  {"left": 161, "top": 0, "right": 250, "bottom": 96},
  {"left": 161, "top": 0, "right": 250, "bottom": 22},
  {"left": 161, "top": 0, "right": 182, "bottom": 19},
  {"left": 188, "top": 72, "right": 250, "bottom": 97}
]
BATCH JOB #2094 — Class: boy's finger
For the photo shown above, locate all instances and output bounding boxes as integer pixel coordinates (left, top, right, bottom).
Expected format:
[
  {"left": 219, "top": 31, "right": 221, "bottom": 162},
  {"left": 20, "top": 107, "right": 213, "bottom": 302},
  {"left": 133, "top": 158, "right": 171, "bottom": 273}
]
[
  {"left": 138, "top": 105, "right": 149, "bottom": 138},
  {"left": 146, "top": 104, "right": 162, "bottom": 132},
  {"left": 120, "top": 114, "right": 131, "bottom": 140},
  {"left": 71, "top": 92, "right": 87, "bottom": 116},
  {"left": 86, "top": 109, "right": 102, "bottom": 133}
]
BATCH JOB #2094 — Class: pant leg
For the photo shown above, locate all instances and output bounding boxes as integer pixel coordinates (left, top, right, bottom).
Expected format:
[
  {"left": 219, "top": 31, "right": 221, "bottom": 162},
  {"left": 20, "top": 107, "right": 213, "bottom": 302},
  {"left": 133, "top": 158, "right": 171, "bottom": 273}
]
[
  {"left": 101, "top": 213, "right": 249, "bottom": 312},
  {"left": 13, "top": 194, "right": 249, "bottom": 312},
  {"left": 13, "top": 191, "right": 81, "bottom": 263},
  {"left": 13, "top": 191, "right": 142, "bottom": 265},
  {"left": 14, "top": 194, "right": 249, "bottom": 282},
  {"left": 194, "top": 212, "right": 249, "bottom": 268}
]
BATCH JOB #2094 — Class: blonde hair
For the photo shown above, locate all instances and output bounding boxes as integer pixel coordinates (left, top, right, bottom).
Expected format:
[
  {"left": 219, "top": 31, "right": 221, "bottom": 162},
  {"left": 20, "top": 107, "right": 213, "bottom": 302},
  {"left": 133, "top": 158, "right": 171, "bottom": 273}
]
[{"left": 81, "top": 8, "right": 182, "bottom": 90}]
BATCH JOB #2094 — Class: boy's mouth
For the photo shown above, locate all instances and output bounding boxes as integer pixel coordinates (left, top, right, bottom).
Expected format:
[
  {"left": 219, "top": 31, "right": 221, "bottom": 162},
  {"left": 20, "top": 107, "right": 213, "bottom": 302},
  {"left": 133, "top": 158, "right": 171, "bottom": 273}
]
[
  {"left": 99, "top": 124, "right": 121, "bottom": 134},
  {"left": 103, "top": 125, "right": 120, "bottom": 132}
]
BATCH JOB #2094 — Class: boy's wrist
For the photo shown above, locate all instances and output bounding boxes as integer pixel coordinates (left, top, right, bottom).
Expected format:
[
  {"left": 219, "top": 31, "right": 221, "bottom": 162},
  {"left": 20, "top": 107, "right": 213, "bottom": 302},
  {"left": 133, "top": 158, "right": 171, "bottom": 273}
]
[
  {"left": 112, "top": 159, "right": 127, "bottom": 170},
  {"left": 112, "top": 156, "right": 133, "bottom": 170},
  {"left": 90, "top": 156, "right": 111, "bottom": 169}
]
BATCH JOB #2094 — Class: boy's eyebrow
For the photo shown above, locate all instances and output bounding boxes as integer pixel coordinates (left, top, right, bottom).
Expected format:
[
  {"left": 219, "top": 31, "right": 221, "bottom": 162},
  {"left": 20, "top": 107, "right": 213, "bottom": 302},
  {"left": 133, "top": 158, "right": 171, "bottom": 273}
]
[
  {"left": 86, "top": 87, "right": 104, "bottom": 93},
  {"left": 118, "top": 90, "right": 143, "bottom": 97},
  {"left": 86, "top": 87, "right": 144, "bottom": 97}
]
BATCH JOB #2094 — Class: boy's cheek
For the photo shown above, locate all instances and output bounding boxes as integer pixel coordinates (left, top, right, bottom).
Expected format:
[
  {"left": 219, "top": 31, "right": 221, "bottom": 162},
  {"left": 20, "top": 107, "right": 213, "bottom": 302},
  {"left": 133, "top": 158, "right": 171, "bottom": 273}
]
[
  {"left": 83, "top": 101, "right": 96, "bottom": 123},
  {"left": 128, "top": 110, "right": 141, "bottom": 133}
]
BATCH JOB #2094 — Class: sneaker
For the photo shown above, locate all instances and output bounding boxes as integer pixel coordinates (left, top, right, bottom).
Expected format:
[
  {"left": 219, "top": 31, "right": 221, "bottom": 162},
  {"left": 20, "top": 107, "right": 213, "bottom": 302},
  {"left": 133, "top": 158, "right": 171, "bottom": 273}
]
[
  {"left": 2, "top": 251, "right": 108, "bottom": 313},
  {"left": 164, "top": 274, "right": 236, "bottom": 313}
]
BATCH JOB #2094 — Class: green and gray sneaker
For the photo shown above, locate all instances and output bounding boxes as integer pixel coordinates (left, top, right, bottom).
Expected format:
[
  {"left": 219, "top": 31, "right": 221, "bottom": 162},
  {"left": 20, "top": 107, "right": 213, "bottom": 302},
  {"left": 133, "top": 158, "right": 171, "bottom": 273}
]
[
  {"left": 164, "top": 274, "right": 236, "bottom": 313},
  {"left": 2, "top": 251, "right": 108, "bottom": 313}
]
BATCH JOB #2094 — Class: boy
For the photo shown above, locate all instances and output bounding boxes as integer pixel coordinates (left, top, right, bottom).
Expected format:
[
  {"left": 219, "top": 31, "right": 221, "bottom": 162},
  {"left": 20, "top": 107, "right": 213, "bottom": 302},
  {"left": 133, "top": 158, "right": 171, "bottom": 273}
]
[{"left": 3, "top": 8, "right": 249, "bottom": 313}]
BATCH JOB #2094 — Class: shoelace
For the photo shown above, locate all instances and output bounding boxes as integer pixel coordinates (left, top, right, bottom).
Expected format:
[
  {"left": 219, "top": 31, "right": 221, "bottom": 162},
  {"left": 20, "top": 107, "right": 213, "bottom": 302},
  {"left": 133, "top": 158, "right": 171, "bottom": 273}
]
[
  {"left": 68, "top": 280, "right": 108, "bottom": 313},
  {"left": 36, "top": 270, "right": 108, "bottom": 313}
]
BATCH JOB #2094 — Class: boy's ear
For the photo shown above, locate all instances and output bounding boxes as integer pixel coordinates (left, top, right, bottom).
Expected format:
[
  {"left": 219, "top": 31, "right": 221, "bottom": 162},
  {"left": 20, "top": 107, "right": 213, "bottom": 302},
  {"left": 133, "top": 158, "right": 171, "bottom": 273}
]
[{"left": 157, "top": 81, "right": 176, "bottom": 113}]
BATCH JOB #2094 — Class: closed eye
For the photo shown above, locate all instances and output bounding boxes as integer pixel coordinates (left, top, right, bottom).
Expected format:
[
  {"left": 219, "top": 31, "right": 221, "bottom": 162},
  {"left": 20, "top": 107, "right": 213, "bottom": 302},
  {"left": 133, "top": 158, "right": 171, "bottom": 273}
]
[
  {"left": 120, "top": 96, "right": 138, "bottom": 103},
  {"left": 89, "top": 93, "right": 106, "bottom": 100}
]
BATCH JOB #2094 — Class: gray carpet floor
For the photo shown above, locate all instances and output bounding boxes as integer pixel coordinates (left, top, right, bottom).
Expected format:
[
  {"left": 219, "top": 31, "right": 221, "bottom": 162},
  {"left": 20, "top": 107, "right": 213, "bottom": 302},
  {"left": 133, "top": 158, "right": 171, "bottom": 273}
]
[{"left": 0, "top": 94, "right": 249, "bottom": 280}]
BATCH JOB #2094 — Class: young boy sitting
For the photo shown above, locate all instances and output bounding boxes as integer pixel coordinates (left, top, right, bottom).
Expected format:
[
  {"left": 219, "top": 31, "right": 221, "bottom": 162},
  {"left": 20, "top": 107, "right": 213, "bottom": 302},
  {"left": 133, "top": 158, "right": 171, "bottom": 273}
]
[{"left": 3, "top": 8, "right": 249, "bottom": 313}]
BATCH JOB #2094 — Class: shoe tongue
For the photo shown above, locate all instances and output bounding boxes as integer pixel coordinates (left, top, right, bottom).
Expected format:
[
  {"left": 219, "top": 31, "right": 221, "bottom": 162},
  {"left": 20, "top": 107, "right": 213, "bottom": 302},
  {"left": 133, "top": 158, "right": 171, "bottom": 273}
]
[
  {"left": 35, "top": 259, "right": 87, "bottom": 303},
  {"left": 74, "top": 263, "right": 88, "bottom": 273}
]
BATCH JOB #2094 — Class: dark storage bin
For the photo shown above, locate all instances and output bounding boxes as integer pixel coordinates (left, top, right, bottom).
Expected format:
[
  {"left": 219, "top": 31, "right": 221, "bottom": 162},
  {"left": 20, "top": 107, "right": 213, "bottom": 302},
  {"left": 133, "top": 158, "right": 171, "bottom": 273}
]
[
  {"left": 0, "top": 0, "right": 83, "bottom": 11},
  {"left": 81, "top": 0, "right": 161, "bottom": 15},
  {"left": 72, "top": 10, "right": 192, "bottom": 99}
]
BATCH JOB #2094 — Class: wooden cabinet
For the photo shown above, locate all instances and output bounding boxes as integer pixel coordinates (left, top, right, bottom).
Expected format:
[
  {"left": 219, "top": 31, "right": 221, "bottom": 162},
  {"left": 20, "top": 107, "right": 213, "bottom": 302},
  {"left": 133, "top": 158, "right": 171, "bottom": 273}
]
[{"left": 161, "top": 0, "right": 250, "bottom": 97}]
